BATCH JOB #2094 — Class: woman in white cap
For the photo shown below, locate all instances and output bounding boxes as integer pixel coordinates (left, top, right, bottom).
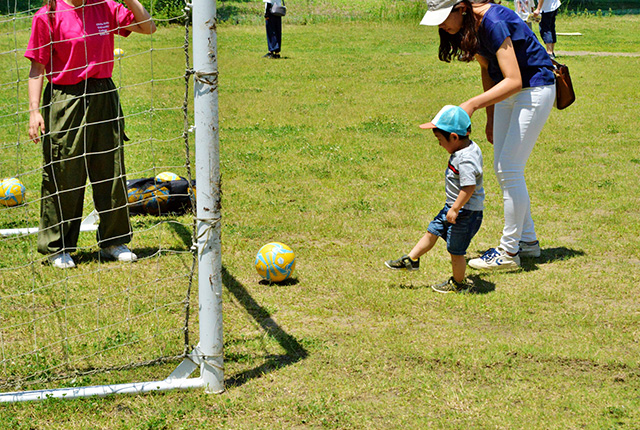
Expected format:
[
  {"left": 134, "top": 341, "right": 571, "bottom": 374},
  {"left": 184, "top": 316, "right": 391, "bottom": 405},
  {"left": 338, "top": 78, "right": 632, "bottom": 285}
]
[{"left": 421, "top": 0, "right": 555, "bottom": 270}]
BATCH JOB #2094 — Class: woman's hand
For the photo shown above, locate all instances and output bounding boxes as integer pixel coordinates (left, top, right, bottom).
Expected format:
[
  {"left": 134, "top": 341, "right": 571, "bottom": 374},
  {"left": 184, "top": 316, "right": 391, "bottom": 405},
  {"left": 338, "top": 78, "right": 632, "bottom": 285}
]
[
  {"left": 459, "top": 100, "right": 477, "bottom": 118},
  {"left": 29, "top": 111, "right": 45, "bottom": 143},
  {"left": 485, "top": 119, "right": 494, "bottom": 144}
]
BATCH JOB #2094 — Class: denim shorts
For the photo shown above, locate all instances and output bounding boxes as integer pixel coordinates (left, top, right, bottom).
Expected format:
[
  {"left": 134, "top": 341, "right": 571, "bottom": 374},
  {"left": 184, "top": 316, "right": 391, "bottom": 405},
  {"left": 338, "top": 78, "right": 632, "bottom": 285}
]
[{"left": 427, "top": 205, "right": 483, "bottom": 256}]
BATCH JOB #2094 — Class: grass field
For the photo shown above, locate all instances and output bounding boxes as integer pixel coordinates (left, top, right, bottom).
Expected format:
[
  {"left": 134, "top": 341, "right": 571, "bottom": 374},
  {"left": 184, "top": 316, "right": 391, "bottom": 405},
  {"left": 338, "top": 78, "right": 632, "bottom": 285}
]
[
  {"left": 215, "top": 0, "right": 640, "bottom": 24},
  {"left": 0, "top": 7, "right": 639, "bottom": 430}
]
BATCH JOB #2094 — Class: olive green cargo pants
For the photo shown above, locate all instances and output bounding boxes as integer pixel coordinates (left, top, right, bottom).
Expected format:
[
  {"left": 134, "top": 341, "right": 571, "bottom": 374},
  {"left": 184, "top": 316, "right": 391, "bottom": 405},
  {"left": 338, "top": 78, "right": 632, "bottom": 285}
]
[{"left": 38, "top": 78, "right": 132, "bottom": 255}]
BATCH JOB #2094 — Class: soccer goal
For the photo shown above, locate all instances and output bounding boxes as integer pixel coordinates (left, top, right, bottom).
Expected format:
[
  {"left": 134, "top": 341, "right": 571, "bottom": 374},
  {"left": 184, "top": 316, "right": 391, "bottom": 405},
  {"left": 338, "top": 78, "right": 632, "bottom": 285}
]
[{"left": 0, "top": 0, "right": 223, "bottom": 402}]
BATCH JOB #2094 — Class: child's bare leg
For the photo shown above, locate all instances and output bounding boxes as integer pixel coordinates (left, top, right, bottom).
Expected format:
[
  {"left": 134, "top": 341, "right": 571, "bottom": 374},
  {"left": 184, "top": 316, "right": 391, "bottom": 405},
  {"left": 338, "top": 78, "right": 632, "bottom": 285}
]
[
  {"left": 408, "top": 232, "right": 439, "bottom": 260},
  {"left": 450, "top": 254, "right": 467, "bottom": 283}
]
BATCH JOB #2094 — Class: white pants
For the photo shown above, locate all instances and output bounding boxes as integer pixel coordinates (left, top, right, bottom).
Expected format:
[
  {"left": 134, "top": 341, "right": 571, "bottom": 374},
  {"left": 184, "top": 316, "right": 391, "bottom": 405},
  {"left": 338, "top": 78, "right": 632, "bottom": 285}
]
[{"left": 492, "top": 84, "right": 555, "bottom": 254}]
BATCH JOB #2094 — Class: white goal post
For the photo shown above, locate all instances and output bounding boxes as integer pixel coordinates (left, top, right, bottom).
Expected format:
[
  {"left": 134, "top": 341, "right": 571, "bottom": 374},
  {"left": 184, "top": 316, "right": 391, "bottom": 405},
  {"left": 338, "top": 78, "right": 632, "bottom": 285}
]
[{"left": 0, "top": 0, "right": 224, "bottom": 402}]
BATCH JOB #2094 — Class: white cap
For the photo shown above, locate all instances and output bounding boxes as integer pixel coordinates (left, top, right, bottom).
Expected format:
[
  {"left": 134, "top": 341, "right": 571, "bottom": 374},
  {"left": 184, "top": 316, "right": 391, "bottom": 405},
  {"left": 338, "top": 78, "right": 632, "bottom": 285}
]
[{"left": 420, "top": 0, "right": 462, "bottom": 26}]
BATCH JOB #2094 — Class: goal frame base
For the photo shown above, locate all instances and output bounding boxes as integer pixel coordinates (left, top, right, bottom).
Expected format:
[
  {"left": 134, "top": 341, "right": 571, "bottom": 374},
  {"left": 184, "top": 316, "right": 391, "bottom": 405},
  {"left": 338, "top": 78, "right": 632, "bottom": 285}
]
[{"left": 0, "top": 346, "right": 222, "bottom": 403}]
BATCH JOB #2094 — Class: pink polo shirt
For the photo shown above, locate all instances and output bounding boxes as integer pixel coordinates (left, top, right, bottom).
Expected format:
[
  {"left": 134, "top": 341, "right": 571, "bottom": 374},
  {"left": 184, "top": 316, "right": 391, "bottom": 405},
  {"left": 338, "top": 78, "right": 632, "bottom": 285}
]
[{"left": 25, "top": 0, "right": 135, "bottom": 85}]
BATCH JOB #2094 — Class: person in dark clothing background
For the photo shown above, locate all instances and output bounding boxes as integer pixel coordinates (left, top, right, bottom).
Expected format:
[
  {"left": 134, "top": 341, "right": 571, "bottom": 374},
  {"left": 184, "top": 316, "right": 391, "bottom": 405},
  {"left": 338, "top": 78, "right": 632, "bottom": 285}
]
[{"left": 263, "top": 0, "right": 283, "bottom": 58}]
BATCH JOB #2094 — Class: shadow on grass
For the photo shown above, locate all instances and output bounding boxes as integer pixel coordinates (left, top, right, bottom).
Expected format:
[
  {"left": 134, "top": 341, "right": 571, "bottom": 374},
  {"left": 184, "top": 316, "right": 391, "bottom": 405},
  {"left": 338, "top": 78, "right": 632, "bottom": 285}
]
[
  {"left": 467, "top": 275, "right": 496, "bottom": 294},
  {"left": 72, "top": 220, "right": 194, "bottom": 264},
  {"left": 258, "top": 277, "right": 300, "bottom": 287},
  {"left": 520, "top": 246, "right": 585, "bottom": 272},
  {"left": 70, "top": 218, "right": 306, "bottom": 387},
  {"left": 167, "top": 220, "right": 193, "bottom": 248},
  {"left": 392, "top": 275, "right": 496, "bottom": 294},
  {"left": 73, "top": 246, "right": 192, "bottom": 265},
  {"left": 222, "top": 266, "right": 308, "bottom": 389}
]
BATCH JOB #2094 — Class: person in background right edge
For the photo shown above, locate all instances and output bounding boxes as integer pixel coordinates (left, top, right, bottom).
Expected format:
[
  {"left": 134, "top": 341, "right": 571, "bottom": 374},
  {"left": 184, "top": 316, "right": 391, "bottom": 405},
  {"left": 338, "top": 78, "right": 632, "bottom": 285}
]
[{"left": 533, "top": 0, "right": 561, "bottom": 58}]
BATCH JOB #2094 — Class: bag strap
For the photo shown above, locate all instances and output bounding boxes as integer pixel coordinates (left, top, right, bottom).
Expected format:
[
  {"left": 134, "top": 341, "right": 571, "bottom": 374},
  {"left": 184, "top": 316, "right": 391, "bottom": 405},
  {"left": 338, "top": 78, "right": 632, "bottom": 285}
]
[{"left": 550, "top": 58, "right": 566, "bottom": 69}]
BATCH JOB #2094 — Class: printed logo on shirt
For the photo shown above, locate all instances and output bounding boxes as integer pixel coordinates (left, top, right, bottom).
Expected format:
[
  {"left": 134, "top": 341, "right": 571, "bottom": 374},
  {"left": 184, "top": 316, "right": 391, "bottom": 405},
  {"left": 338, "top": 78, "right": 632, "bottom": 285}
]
[{"left": 96, "top": 22, "right": 110, "bottom": 35}]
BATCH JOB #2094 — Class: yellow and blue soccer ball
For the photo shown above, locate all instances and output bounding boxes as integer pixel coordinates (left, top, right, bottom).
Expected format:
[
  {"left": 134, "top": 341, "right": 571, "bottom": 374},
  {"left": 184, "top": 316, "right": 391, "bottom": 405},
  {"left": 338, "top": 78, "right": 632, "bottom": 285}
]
[
  {"left": 114, "top": 48, "right": 125, "bottom": 60},
  {"left": 0, "top": 177, "right": 26, "bottom": 207},
  {"left": 255, "top": 242, "right": 296, "bottom": 283},
  {"left": 127, "top": 186, "right": 144, "bottom": 204},
  {"left": 155, "top": 171, "right": 180, "bottom": 182},
  {"left": 141, "top": 185, "right": 170, "bottom": 214}
]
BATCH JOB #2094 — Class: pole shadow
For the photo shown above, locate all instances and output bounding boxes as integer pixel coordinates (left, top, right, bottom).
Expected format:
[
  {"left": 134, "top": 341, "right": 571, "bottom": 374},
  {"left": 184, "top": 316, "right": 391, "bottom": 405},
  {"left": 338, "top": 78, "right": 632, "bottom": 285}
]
[{"left": 221, "top": 266, "right": 308, "bottom": 388}]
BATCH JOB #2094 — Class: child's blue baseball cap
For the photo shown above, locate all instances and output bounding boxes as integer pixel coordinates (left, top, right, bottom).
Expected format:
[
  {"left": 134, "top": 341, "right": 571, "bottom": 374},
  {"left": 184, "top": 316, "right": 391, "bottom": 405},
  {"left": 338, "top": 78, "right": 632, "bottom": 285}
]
[{"left": 419, "top": 105, "right": 471, "bottom": 137}]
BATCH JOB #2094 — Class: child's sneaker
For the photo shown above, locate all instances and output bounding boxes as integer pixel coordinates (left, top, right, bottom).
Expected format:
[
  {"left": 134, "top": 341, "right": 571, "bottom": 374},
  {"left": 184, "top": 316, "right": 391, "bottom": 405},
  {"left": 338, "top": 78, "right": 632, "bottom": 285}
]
[
  {"left": 468, "top": 246, "right": 520, "bottom": 270},
  {"left": 431, "top": 277, "right": 472, "bottom": 294},
  {"left": 384, "top": 254, "right": 419, "bottom": 271},
  {"left": 518, "top": 240, "right": 541, "bottom": 258}
]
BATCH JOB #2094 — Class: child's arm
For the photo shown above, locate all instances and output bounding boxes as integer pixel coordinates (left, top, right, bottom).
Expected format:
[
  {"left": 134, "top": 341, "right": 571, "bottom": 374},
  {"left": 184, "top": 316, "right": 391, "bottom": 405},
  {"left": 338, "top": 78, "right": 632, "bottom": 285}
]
[{"left": 447, "top": 185, "right": 476, "bottom": 224}]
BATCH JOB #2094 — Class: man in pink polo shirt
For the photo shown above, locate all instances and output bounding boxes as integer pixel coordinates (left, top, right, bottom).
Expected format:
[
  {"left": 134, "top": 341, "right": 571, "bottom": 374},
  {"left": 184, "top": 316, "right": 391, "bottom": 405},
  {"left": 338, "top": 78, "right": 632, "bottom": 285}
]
[{"left": 25, "top": 0, "right": 156, "bottom": 269}]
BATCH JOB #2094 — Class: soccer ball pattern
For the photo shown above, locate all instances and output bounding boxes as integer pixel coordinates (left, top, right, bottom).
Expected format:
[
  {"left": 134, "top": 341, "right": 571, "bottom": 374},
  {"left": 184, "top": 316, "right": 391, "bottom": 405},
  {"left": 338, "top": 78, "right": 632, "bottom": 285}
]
[
  {"left": 0, "top": 177, "right": 26, "bottom": 207},
  {"left": 127, "top": 187, "right": 144, "bottom": 203},
  {"left": 141, "top": 185, "right": 170, "bottom": 214},
  {"left": 155, "top": 171, "right": 180, "bottom": 182},
  {"left": 255, "top": 242, "right": 296, "bottom": 282}
]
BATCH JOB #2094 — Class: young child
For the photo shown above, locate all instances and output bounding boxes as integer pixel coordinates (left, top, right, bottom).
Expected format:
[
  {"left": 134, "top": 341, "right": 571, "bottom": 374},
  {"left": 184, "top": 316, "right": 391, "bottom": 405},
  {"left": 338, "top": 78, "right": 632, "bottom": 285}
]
[{"left": 385, "top": 105, "right": 484, "bottom": 293}]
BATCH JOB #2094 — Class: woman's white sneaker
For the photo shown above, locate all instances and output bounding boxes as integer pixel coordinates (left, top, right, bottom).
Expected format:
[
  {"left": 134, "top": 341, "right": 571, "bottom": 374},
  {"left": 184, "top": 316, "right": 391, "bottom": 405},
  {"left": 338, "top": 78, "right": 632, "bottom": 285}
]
[
  {"left": 100, "top": 245, "right": 138, "bottom": 262},
  {"left": 468, "top": 246, "right": 520, "bottom": 270},
  {"left": 48, "top": 252, "right": 76, "bottom": 269}
]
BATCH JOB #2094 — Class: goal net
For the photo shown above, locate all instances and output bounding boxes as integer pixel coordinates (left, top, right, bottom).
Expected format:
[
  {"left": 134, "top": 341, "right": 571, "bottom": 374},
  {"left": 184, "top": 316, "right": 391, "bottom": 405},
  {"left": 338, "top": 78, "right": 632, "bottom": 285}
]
[{"left": 0, "top": 0, "right": 223, "bottom": 401}]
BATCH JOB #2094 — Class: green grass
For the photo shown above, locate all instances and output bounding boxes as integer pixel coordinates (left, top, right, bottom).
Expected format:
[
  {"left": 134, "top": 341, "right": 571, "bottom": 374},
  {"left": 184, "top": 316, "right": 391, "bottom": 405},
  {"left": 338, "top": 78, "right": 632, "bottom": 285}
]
[
  {"left": 214, "top": 0, "right": 640, "bottom": 25},
  {"left": 0, "top": 24, "right": 196, "bottom": 392},
  {"left": 0, "top": 10, "right": 640, "bottom": 430}
]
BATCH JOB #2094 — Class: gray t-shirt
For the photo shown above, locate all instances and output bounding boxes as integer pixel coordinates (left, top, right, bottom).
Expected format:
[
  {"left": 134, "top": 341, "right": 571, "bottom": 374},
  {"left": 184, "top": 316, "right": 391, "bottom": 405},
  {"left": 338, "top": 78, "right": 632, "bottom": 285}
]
[{"left": 445, "top": 141, "right": 484, "bottom": 211}]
